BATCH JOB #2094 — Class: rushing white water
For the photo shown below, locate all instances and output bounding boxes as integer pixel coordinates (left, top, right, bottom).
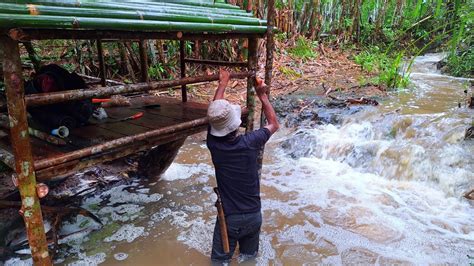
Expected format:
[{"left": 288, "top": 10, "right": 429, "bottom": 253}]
[{"left": 5, "top": 54, "right": 473, "bottom": 265}]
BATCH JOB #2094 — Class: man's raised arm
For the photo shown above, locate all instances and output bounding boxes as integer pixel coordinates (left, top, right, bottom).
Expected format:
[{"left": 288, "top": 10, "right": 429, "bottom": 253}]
[
  {"left": 213, "top": 68, "right": 230, "bottom": 101},
  {"left": 256, "top": 78, "right": 279, "bottom": 134}
]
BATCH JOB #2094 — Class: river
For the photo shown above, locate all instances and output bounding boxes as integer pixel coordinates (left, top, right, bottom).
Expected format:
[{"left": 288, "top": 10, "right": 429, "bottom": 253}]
[{"left": 6, "top": 54, "right": 474, "bottom": 265}]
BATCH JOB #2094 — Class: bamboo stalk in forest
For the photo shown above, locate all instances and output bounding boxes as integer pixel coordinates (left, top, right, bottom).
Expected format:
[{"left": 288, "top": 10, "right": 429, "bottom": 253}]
[{"left": 0, "top": 14, "right": 267, "bottom": 34}]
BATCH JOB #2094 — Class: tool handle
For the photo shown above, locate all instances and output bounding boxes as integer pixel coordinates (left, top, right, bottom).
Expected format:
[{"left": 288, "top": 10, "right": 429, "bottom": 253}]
[
  {"left": 214, "top": 187, "right": 230, "bottom": 253},
  {"left": 131, "top": 112, "right": 144, "bottom": 120},
  {"left": 216, "top": 204, "right": 230, "bottom": 253},
  {"left": 92, "top": 98, "right": 111, "bottom": 103}
]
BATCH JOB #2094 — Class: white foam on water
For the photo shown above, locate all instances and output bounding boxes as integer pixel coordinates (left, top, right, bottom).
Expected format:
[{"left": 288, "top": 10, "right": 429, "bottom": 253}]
[
  {"left": 177, "top": 217, "right": 214, "bottom": 255},
  {"left": 104, "top": 224, "right": 144, "bottom": 243},
  {"left": 68, "top": 252, "right": 106, "bottom": 266},
  {"left": 161, "top": 163, "right": 213, "bottom": 181},
  {"left": 260, "top": 143, "right": 474, "bottom": 264},
  {"left": 4, "top": 257, "right": 32, "bottom": 266},
  {"left": 113, "top": 252, "right": 129, "bottom": 261}
]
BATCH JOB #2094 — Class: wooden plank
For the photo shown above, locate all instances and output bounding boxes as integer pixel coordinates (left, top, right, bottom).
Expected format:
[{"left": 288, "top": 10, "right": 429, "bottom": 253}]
[
  {"left": 96, "top": 121, "right": 151, "bottom": 136},
  {"left": 68, "top": 125, "right": 126, "bottom": 148}
]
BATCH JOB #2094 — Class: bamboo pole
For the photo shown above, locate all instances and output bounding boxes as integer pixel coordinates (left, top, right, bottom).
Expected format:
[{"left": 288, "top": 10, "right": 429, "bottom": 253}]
[
  {"left": 0, "top": 1, "right": 250, "bottom": 17},
  {"left": 35, "top": 124, "right": 207, "bottom": 181},
  {"left": 246, "top": 37, "right": 258, "bottom": 132},
  {"left": 0, "top": 35, "right": 51, "bottom": 266},
  {"left": 96, "top": 39, "right": 106, "bottom": 87},
  {"left": 8, "top": 28, "right": 265, "bottom": 42},
  {"left": 139, "top": 40, "right": 149, "bottom": 83},
  {"left": 184, "top": 58, "right": 248, "bottom": 67},
  {"left": 34, "top": 117, "right": 209, "bottom": 170},
  {"left": 0, "top": 2, "right": 262, "bottom": 25},
  {"left": 0, "top": 14, "right": 266, "bottom": 34},
  {"left": 25, "top": 71, "right": 251, "bottom": 106}
]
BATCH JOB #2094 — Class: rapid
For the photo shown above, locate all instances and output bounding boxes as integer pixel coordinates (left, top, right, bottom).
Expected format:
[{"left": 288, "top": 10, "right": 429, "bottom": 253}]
[{"left": 7, "top": 54, "right": 474, "bottom": 265}]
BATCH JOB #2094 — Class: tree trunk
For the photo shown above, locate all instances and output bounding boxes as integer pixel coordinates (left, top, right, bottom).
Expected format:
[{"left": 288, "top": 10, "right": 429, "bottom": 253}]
[
  {"left": 350, "top": 0, "right": 362, "bottom": 42},
  {"left": 148, "top": 40, "right": 158, "bottom": 66},
  {"left": 119, "top": 42, "right": 135, "bottom": 81},
  {"left": 375, "top": 0, "right": 388, "bottom": 36},
  {"left": 338, "top": 0, "right": 347, "bottom": 36},
  {"left": 308, "top": 0, "right": 321, "bottom": 39}
]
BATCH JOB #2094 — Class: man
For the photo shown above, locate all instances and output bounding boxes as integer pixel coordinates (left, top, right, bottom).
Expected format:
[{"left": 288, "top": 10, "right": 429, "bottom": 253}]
[
  {"left": 206, "top": 68, "right": 279, "bottom": 264},
  {"left": 25, "top": 64, "right": 93, "bottom": 129}
]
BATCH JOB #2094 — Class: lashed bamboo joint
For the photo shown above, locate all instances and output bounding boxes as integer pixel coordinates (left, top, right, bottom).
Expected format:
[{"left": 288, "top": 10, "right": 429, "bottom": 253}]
[{"left": 0, "top": 0, "right": 273, "bottom": 264}]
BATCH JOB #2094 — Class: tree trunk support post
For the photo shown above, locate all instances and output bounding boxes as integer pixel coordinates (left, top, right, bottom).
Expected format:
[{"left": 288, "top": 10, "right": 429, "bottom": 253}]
[
  {"left": 264, "top": 0, "right": 275, "bottom": 112},
  {"left": 139, "top": 40, "right": 149, "bottom": 83},
  {"left": 180, "top": 40, "right": 187, "bottom": 102},
  {"left": 0, "top": 36, "right": 52, "bottom": 266},
  {"left": 246, "top": 38, "right": 258, "bottom": 132},
  {"left": 257, "top": 0, "right": 276, "bottom": 178},
  {"left": 96, "top": 39, "right": 106, "bottom": 87}
]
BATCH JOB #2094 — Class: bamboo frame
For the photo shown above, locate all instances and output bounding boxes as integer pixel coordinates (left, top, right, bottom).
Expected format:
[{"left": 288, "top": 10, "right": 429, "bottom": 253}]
[
  {"left": 0, "top": 1, "right": 275, "bottom": 263},
  {"left": 6, "top": 28, "right": 265, "bottom": 42},
  {"left": 25, "top": 71, "right": 250, "bottom": 106}
]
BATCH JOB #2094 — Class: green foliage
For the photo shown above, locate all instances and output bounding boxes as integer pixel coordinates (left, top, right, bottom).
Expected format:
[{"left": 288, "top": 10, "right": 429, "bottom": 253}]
[
  {"left": 446, "top": 49, "right": 474, "bottom": 78},
  {"left": 354, "top": 46, "right": 408, "bottom": 89},
  {"left": 288, "top": 36, "right": 317, "bottom": 61},
  {"left": 279, "top": 66, "right": 302, "bottom": 79},
  {"left": 148, "top": 63, "right": 166, "bottom": 80}
]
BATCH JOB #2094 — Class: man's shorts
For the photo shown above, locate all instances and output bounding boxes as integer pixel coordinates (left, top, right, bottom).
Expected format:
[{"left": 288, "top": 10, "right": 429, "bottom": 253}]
[{"left": 211, "top": 211, "right": 262, "bottom": 264}]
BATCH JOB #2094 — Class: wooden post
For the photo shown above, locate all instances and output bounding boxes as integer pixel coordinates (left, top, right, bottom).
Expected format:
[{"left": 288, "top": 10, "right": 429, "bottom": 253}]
[
  {"left": 264, "top": 0, "right": 276, "bottom": 109},
  {"left": 139, "top": 40, "right": 149, "bottom": 83},
  {"left": 257, "top": 0, "right": 276, "bottom": 178},
  {"left": 246, "top": 38, "right": 258, "bottom": 132},
  {"left": 180, "top": 40, "right": 187, "bottom": 102},
  {"left": 0, "top": 36, "right": 51, "bottom": 266},
  {"left": 96, "top": 39, "right": 106, "bottom": 87}
]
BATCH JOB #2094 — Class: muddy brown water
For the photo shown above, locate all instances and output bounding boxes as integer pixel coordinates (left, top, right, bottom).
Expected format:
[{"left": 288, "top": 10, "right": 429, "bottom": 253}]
[{"left": 5, "top": 54, "right": 474, "bottom": 265}]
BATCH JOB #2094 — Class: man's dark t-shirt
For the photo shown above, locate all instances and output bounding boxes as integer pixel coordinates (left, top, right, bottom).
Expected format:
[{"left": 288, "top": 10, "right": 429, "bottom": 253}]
[{"left": 207, "top": 128, "right": 271, "bottom": 215}]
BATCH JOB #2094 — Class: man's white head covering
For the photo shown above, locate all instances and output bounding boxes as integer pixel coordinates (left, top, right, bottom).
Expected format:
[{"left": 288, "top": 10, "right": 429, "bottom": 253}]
[{"left": 207, "top": 99, "right": 242, "bottom": 137}]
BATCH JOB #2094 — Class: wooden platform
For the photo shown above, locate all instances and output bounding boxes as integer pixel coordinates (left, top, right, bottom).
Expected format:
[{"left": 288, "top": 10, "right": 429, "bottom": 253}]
[{"left": 0, "top": 96, "right": 210, "bottom": 181}]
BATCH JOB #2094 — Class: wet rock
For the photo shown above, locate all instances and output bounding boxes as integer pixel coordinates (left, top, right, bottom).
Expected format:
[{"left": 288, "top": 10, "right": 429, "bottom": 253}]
[
  {"left": 274, "top": 94, "right": 370, "bottom": 129},
  {"left": 280, "top": 131, "right": 317, "bottom": 159},
  {"left": 378, "top": 256, "right": 414, "bottom": 265},
  {"left": 341, "top": 247, "right": 378, "bottom": 265},
  {"left": 465, "top": 126, "right": 474, "bottom": 140}
]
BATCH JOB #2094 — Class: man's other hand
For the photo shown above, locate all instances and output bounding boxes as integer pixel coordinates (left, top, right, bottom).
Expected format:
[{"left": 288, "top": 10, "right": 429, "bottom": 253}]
[
  {"left": 255, "top": 77, "right": 269, "bottom": 98},
  {"left": 219, "top": 68, "right": 230, "bottom": 84}
]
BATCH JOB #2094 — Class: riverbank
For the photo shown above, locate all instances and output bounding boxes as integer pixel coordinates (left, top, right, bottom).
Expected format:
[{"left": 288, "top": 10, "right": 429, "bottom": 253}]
[{"left": 186, "top": 43, "right": 386, "bottom": 104}]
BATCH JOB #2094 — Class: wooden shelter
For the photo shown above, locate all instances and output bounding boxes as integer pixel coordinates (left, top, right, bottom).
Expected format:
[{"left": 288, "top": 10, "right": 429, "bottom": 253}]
[{"left": 0, "top": 0, "right": 276, "bottom": 264}]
